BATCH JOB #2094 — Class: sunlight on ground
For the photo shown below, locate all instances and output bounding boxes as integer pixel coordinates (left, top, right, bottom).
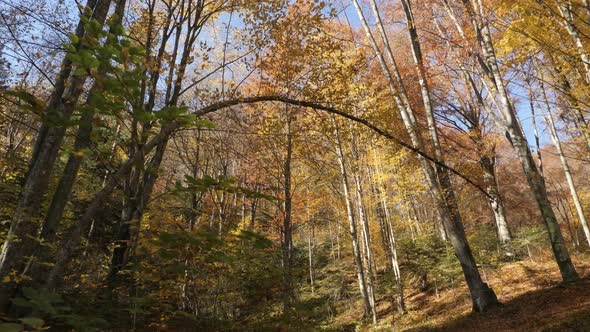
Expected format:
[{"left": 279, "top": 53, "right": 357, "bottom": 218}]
[{"left": 312, "top": 254, "right": 590, "bottom": 332}]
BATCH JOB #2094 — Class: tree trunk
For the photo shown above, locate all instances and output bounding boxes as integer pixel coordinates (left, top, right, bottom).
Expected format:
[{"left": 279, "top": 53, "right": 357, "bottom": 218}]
[
  {"left": 554, "top": 186, "right": 580, "bottom": 249},
  {"left": 350, "top": 125, "right": 377, "bottom": 324},
  {"left": 549, "top": 61, "right": 590, "bottom": 152},
  {"left": 282, "top": 107, "right": 294, "bottom": 314},
  {"left": 555, "top": 1, "right": 590, "bottom": 84},
  {"left": 541, "top": 84, "right": 590, "bottom": 247},
  {"left": 0, "top": 0, "right": 113, "bottom": 308},
  {"left": 527, "top": 77, "right": 545, "bottom": 177},
  {"left": 356, "top": 0, "right": 498, "bottom": 312},
  {"left": 432, "top": 15, "right": 512, "bottom": 245},
  {"left": 333, "top": 116, "right": 371, "bottom": 317},
  {"left": 307, "top": 222, "right": 315, "bottom": 294},
  {"left": 464, "top": 0, "right": 579, "bottom": 283},
  {"left": 250, "top": 185, "right": 258, "bottom": 229},
  {"left": 480, "top": 155, "right": 511, "bottom": 244},
  {"left": 45, "top": 122, "right": 178, "bottom": 289},
  {"left": 354, "top": 173, "right": 377, "bottom": 324},
  {"left": 369, "top": 156, "right": 406, "bottom": 313},
  {"left": 105, "top": 0, "right": 209, "bottom": 282},
  {"left": 40, "top": 0, "right": 127, "bottom": 243}
]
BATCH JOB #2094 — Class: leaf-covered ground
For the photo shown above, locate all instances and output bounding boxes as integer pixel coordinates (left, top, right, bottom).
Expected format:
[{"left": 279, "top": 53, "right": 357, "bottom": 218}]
[
  {"left": 289, "top": 255, "right": 590, "bottom": 331},
  {"left": 399, "top": 258, "right": 590, "bottom": 332}
]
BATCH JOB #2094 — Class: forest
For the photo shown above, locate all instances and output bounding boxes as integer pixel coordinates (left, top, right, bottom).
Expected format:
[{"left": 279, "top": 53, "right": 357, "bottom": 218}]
[{"left": 1, "top": 0, "right": 590, "bottom": 330}]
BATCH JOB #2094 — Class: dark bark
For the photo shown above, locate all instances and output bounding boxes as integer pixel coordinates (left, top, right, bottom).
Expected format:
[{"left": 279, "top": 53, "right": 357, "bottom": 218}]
[
  {"left": 0, "top": 0, "right": 113, "bottom": 310},
  {"left": 282, "top": 108, "right": 294, "bottom": 314},
  {"left": 106, "top": 0, "right": 207, "bottom": 283},
  {"left": 41, "top": 0, "right": 128, "bottom": 242}
]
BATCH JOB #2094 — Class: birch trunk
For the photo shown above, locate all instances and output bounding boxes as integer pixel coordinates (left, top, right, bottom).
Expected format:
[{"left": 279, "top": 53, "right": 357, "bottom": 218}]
[
  {"left": 369, "top": 154, "right": 406, "bottom": 313},
  {"left": 351, "top": 124, "right": 377, "bottom": 323},
  {"left": 562, "top": 199, "right": 581, "bottom": 248},
  {"left": 556, "top": 1, "right": 590, "bottom": 84},
  {"left": 37, "top": 95, "right": 373, "bottom": 287},
  {"left": 526, "top": 74, "right": 545, "bottom": 176},
  {"left": 404, "top": 0, "right": 507, "bottom": 250},
  {"left": 549, "top": 60, "right": 590, "bottom": 152},
  {"left": 479, "top": 155, "right": 511, "bottom": 244},
  {"left": 354, "top": 172, "right": 377, "bottom": 324},
  {"left": 433, "top": 10, "right": 512, "bottom": 245}
]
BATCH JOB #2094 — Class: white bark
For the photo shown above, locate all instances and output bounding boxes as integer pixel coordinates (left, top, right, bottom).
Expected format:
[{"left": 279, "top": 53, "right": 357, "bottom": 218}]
[
  {"left": 480, "top": 155, "right": 512, "bottom": 244},
  {"left": 466, "top": 0, "right": 579, "bottom": 282},
  {"left": 556, "top": 1, "right": 590, "bottom": 84},
  {"left": 371, "top": 149, "right": 405, "bottom": 312},
  {"left": 351, "top": 126, "right": 377, "bottom": 324},
  {"left": 333, "top": 116, "right": 372, "bottom": 317},
  {"left": 541, "top": 85, "right": 590, "bottom": 247},
  {"left": 400, "top": 0, "right": 442, "bottom": 158},
  {"left": 431, "top": 15, "right": 512, "bottom": 244},
  {"left": 355, "top": 0, "right": 498, "bottom": 312},
  {"left": 528, "top": 78, "right": 545, "bottom": 176}
]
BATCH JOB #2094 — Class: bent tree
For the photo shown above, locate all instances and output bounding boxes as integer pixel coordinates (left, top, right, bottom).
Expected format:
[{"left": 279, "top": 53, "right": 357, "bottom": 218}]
[{"left": 4, "top": 2, "right": 590, "bottom": 327}]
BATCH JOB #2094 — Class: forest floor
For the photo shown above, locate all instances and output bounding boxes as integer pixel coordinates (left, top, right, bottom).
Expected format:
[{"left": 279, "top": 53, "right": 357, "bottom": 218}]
[{"left": 307, "top": 254, "right": 590, "bottom": 331}]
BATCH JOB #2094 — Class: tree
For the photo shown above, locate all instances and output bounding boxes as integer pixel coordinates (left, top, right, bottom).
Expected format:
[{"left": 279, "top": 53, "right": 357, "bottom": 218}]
[
  {"left": 353, "top": 0, "right": 498, "bottom": 312},
  {"left": 458, "top": 0, "right": 578, "bottom": 282}
]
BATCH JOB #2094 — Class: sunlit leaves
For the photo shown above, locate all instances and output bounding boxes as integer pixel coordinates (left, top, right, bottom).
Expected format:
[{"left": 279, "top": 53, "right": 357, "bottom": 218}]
[{"left": 174, "top": 175, "right": 278, "bottom": 201}]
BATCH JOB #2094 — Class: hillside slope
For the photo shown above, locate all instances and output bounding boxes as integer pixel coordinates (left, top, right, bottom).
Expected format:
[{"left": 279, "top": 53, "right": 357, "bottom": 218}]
[{"left": 286, "top": 256, "right": 590, "bottom": 331}]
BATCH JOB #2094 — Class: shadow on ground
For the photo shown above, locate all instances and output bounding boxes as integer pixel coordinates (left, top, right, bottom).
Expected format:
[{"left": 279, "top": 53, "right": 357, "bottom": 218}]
[{"left": 404, "top": 278, "right": 590, "bottom": 332}]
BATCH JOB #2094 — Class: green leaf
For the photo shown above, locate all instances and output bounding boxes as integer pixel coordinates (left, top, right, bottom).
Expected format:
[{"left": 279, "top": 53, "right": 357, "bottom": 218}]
[
  {"left": 133, "top": 110, "right": 154, "bottom": 123},
  {"left": 4, "top": 90, "right": 44, "bottom": 113},
  {"left": 67, "top": 34, "right": 79, "bottom": 44},
  {"left": 194, "top": 118, "right": 217, "bottom": 128},
  {"left": 66, "top": 52, "right": 81, "bottom": 64},
  {"left": 88, "top": 19, "right": 102, "bottom": 34},
  {"left": 74, "top": 67, "right": 88, "bottom": 76}
]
